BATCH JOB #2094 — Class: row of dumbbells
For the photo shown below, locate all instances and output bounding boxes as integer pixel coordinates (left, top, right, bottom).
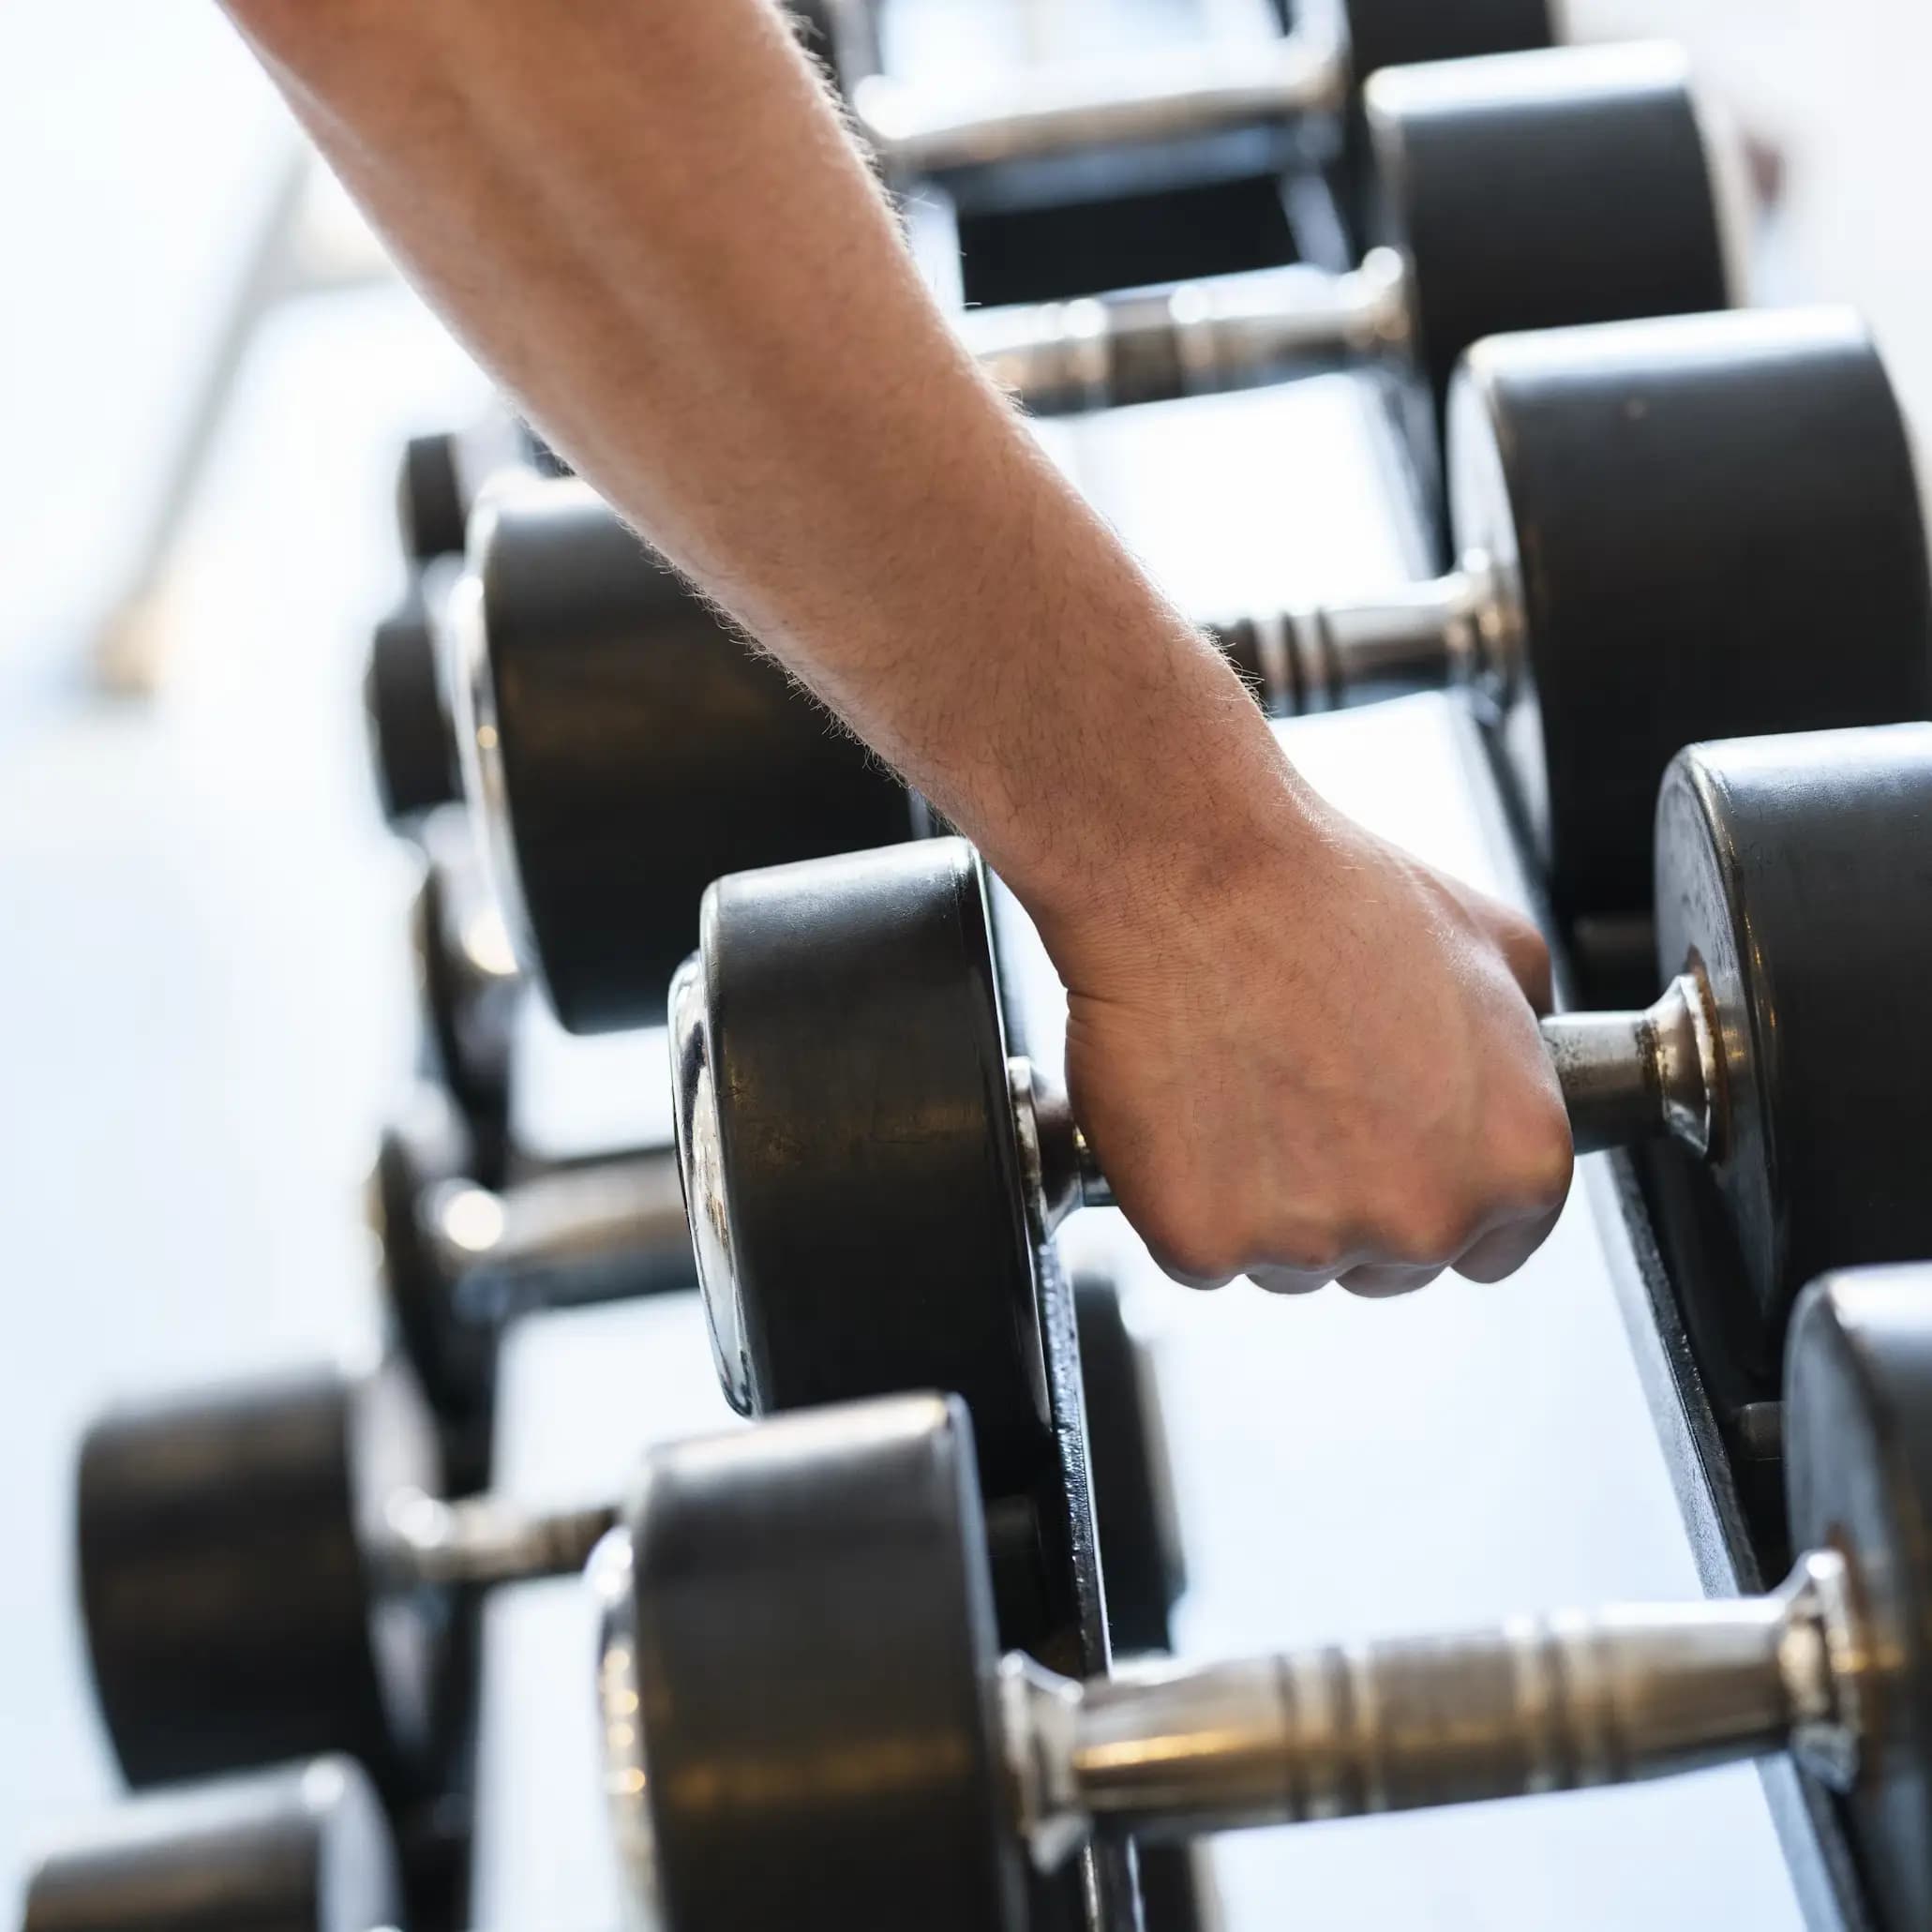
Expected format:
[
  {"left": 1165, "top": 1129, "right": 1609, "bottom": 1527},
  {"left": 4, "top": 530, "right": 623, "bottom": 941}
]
[
  {"left": 32, "top": 1267, "right": 1932, "bottom": 1932},
  {"left": 349, "top": 17, "right": 1797, "bottom": 1484},
  {"left": 37, "top": 4, "right": 1932, "bottom": 1930}
]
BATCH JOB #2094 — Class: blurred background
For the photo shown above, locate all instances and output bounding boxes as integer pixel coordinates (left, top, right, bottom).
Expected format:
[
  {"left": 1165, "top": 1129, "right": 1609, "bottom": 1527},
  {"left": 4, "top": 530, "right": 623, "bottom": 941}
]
[{"left": 0, "top": 0, "right": 1926, "bottom": 1923}]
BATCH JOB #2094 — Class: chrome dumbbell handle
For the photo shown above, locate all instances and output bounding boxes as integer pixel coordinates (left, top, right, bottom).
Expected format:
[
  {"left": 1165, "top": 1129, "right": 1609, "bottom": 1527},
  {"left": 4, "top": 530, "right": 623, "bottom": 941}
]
[
  {"left": 850, "top": 32, "right": 1347, "bottom": 175},
  {"left": 1542, "top": 972, "right": 1723, "bottom": 1158},
  {"left": 373, "top": 1488, "right": 620, "bottom": 1592},
  {"left": 1015, "top": 973, "right": 1724, "bottom": 1240},
  {"left": 427, "top": 1147, "right": 695, "bottom": 1319},
  {"left": 1210, "top": 555, "right": 1516, "bottom": 721},
  {"left": 961, "top": 251, "right": 1412, "bottom": 415},
  {"left": 1005, "top": 1549, "right": 1863, "bottom": 1869}
]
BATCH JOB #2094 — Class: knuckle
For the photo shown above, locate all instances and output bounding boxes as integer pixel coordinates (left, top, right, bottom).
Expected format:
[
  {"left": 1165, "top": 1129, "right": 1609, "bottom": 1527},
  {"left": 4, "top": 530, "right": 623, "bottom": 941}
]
[
  {"left": 1380, "top": 1193, "right": 1471, "bottom": 1266},
  {"left": 1511, "top": 1102, "right": 1577, "bottom": 1203},
  {"left": 1132, "top": 1199, "right": 1245, "bottom": 1287}
]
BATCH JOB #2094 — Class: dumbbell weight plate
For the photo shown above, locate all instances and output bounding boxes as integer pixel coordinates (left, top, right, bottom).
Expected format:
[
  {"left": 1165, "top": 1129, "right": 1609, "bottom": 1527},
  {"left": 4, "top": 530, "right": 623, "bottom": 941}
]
[
  {"left": 22, "top": 1759, "right": 398, "bottom": 1932},
  {"left": 1784, "top": 1272, "right": 1932, "bottom": 1932},
  {"left": 408, "top": 814, "right": 520, "bottom": 1181},
  {"left": 607, "top": 1395, "right": 1019, "bottom": 1932},
  {"left": 79, "top": 1365, "right": 449, "bottom": 1799},
  {"left": 1450, "top": 307, "right": 1932, "bottom": 928},
  {"left": 1654, "top": 724, "right": 1932, "bottom": 1347},
  {"left": 364, "top": 581, "right": 459, "bottom": 825},
  {"left": 677, "top": 838, "right": 1050, "bottom": 1494},
  {"left": 369, "top": 1085, "right": 498, "bottom": 1490},
  {"left": 458, "top": 481, "right": 914, "bottom": 1033},
  {"left": 1369, "top": 41, "right": 1733, "bottom": 415},
  {"left": 397, "top": 434, "right": 470, "bottom": 570},
  {"left": 1340, "top": 0, "right": 1553, "bottom": 82}
]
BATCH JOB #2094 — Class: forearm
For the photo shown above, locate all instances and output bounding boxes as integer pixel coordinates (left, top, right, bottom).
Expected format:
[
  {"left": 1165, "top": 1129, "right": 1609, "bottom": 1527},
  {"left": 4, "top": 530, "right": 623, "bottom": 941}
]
[{"left": 220, "top": 0, "right": 1307, "bottom": 926}]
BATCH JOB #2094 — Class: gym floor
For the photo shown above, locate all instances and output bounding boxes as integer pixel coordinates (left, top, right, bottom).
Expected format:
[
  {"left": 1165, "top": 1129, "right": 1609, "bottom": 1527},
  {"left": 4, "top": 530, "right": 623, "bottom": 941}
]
[{"left": 0, "top": 2, "right": 1925, "bottom": 1925}]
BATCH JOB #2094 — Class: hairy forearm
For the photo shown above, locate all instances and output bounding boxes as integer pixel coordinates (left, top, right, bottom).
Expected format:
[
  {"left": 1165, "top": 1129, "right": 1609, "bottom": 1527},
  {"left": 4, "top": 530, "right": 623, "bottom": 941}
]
[{"left": 222, "top": 0, "right": 1307, "bottom": 927}]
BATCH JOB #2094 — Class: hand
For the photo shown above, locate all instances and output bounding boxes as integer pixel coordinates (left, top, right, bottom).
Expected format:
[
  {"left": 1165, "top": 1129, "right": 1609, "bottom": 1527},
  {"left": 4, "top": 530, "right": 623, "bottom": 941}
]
[{"left": 1050, "top": 796, "right": 1573, "bottom": 1295}]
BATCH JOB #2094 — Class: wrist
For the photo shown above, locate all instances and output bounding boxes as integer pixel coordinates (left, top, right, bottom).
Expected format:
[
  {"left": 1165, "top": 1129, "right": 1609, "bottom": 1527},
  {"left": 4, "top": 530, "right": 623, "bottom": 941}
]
[{"left": 995, "top": 647, "right": 1331, "bottom": 990}]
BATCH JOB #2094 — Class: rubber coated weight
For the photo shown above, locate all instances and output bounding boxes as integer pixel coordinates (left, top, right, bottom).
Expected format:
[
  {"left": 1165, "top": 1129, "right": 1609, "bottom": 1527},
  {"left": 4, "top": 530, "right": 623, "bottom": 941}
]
[
  {"left": 1655, "top": 725, "right": 1932, "bottom": 1341},
  {"left": 1370, "top": 42, "right": 1732, "bottom": 412},
  {"left": 408, "top": 812, "right": 519, "bottom": 1180},
  {"left": 370, "top": 1085, "right": 497, "bottom": 1477},
  {"left": 396, "top": 435, "right": 469, "bottom": 568},
  {"left": 22, "top": 1760, "right": 398, "bottom": 1932},
  {"left": 467, "top": 481, "right": 912, "bottom": 1032},
  {"left": 79, "top": 1365, "right": 447, "bottom": 1799},
  {"left": 615, "top": 1395, "right": 1020, "bottom": 1932},
  {"left": 1073, "top": 1273, "right": 1185, "bottom": 1657},
  {"left": 364, "top": 587, "right": 458, "bottom": 825},
  {"left": 1784, "top": 1270, "right": 1932, "bottom": 1932},
  {"left": 679, "top": 838, "right": 1049, "bottom": 1493},
  {"left": 1450, "top": 307, "right": 1932, "bottom": 926},
  {"left": 1341, "top": 0, "right": 1552, "bottom": 82}
]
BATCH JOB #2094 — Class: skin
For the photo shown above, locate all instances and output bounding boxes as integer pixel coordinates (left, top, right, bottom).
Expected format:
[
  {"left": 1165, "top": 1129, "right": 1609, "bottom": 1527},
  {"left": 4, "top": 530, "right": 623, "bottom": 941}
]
[{"left": 222, "top": 0, "right": 1572, "bottom": 1292}]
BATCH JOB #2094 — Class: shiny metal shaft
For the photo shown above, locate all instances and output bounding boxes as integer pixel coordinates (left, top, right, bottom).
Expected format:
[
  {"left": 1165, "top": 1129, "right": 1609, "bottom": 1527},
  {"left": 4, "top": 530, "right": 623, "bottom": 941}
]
[
  {"left": 1540, "top": 974, "right": 1722, "bottom": 1159},
  {"left": 1212, "top": 564, "right": 1494, "bottom": 719},
  {"left": 1007, "top": 1552, "right": 1861, "bottom": 1867},
  {"left": 378, "top": 1489, "right": 620, "bottom": 1591},
  {"left": 963, "top": 252, "right": 1411, "bottom": 416},
  {"left": 851, "top": 32, "right": 1346, "bottom": 174},
  {"left": 428, "top": 1147, "right": 695, "bottom": 1319}
]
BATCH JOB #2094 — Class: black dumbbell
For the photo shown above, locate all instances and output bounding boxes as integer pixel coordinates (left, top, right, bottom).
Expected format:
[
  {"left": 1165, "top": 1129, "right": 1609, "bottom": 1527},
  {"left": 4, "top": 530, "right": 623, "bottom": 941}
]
[
  {"left": 453, "top": 306, "right": 1929, "bottom": 1036},
  {"left": 371, "top": 1082, "right": 692, "bottom": 1484},
  {"left": 77, "top": 1358, "right": 618, "bottom": 1799},
  {"left": 1208, "top": 304, "right": 1932, "bottom": 936},
  {"left": 22, "top": 1759, "right": 401, "bottom": 1932},
  {"left": 670, "top": 721, "right": 1932, "bottom": 1483},
  {"left": 828, "top": 0, "right": 1552, "bottom": 187},
  {"left": 73, "top": 1331, "right": 1165, "bottom": 1829},
  {"left": 960, "top": 42, "right": 1736, "bottom": 422},
  {"left": 593, "top": 1266, "right": 1932, "bottom": 1932}
]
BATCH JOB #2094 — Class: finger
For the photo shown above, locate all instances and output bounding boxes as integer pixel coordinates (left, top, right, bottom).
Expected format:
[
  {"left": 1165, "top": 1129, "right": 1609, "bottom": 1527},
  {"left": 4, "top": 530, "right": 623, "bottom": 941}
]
[
  {"left": 1453, "top": 1203, "right": 1563, "bottom": 1285},
  {"left": 1490, "top": 913, "right": 1553, "bottom": 1015},
  {"left": 1148, "top": 1254, "right": 1242, "bottom": 1293},
  {"left": 1453, "top": 882, "right": 1553, "bottom": 1014},
  {"left": 1247, "top": 1262, "right": 1339, "bottom": 1296},
  {"left": 1337, "top": 1261, "right": 1446, "bottom": 1299}
]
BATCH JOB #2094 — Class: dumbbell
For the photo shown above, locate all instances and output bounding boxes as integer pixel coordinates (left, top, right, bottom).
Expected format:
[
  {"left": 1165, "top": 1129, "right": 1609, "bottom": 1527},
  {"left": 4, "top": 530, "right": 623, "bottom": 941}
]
[
  {"left": 825, "top": 0, "right": 1552, "bottom": 185},
  {"left": 1208, "top": 304, "right": 1932, "bottom": 934},
  {"left": 456, "top": 305, "right": 1929, "bottom": 1036},
  {"left": 22, "top": 1759, "right": 401, "bottom": 1932},
  {"left": 593, "top": 1266, "right": 1932, "bottom": 1932},
  {"left": 371, "top": 1082, "right": 691, "bottom": 1483},
  {"left": 959, "top": 42, "right": 1738, "bottom": 422},
  {"left": 670, "top": 720, "right": 1932, "bottom": 1485},
  {"left": 75, "top": 1285, "right": 1174, "bottom": 1808},
  {"left": 76, "top": 1357, "right": 619, "bottom": 1798}
]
